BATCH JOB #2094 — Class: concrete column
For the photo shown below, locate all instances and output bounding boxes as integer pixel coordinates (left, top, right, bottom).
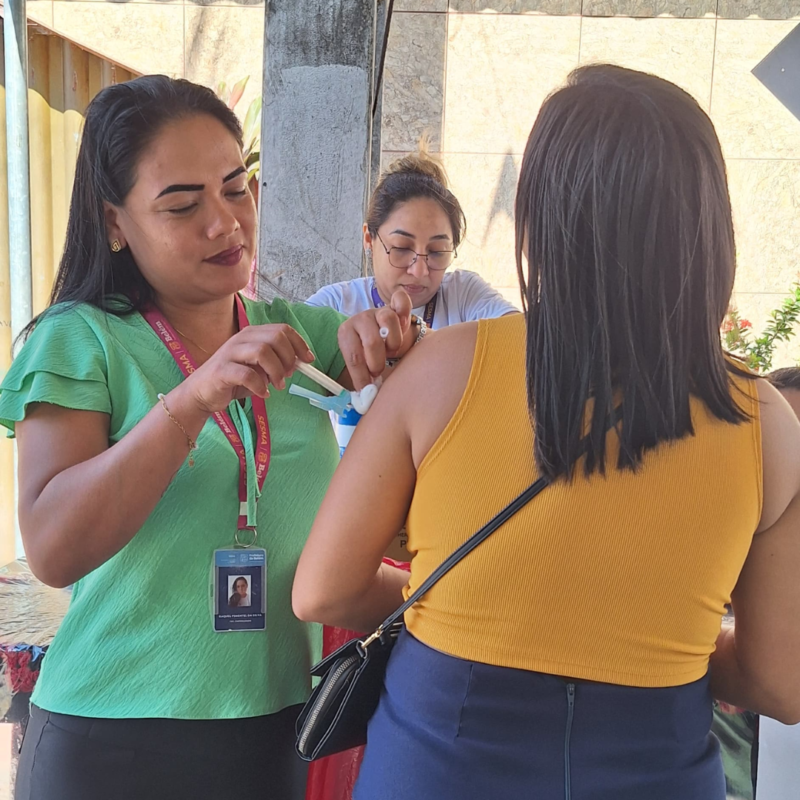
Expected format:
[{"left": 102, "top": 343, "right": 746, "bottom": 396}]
[{"left": 257, "top": 1, "right": 379, "bottom": 302}]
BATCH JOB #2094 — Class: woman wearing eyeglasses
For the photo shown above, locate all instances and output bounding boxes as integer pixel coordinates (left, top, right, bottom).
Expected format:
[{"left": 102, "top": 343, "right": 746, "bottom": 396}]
[
  {"left": 304, "top": 146, "right": 516, "bottom": 800},
  {"left": 306, "top": 146, "right": 517, "bottom": 327}
]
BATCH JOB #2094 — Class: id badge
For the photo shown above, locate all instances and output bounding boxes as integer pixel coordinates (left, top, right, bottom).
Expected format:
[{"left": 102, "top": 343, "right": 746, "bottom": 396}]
[{"left": 211, "top": 548, "right": 267, "bottom": 632}]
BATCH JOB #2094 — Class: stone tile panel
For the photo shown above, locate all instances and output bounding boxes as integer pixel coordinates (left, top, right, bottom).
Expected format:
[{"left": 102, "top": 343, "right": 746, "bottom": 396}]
[
  {"left": 718, "top": 2, "right": 800, "bottom": 20},
  {"left": 448, "top": 1, "right": 580, "bottom": 13},
  {"left": 443, "top": 152, "right": 522, "bottom": 288},
  {"left": 383, "top": 12, "right": 446, "bottom": 152},
  {"left": 582, "top": 0, "right": 715, "bottom": 17},
  {"left": 444, "top": 14, "right": 580, "bottom": 153},
  {"left": 712, "top": 20, "right": 800, "bottom": 159},
  {"left": 579, "top": 17, "right": 716, "bottom": 109},
  {"left": 728, "top": 159, "right": 800, "bottom": 296},
  {"left": 396, "top": 0, "right": 447, "bottom": 11}
]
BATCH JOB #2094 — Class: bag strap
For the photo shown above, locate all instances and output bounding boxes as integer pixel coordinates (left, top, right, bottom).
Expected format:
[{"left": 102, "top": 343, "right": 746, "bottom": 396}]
[{"left": 362, "top": 407, "right": 622, "bottom": 648}]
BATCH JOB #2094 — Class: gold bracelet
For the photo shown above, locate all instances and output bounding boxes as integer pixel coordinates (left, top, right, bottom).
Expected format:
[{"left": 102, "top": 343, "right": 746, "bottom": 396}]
[{"left": 157, "top": 393, "right": 198, "bottom": 467}]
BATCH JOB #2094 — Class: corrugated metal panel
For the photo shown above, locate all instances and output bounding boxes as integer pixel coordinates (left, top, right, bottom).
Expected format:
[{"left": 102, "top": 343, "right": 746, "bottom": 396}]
[{"left": 0, "top": 20, "right": 136, "bottom": 565}]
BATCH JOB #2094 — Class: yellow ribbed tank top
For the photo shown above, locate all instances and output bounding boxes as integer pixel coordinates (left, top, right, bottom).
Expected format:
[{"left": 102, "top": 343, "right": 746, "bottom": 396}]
[{"left": 404, "top": 314, "right": 762, "bottom": 688}]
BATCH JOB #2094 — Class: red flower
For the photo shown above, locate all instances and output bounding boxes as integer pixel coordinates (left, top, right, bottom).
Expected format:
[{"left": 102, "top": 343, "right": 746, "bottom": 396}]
[
  {"left": 721, "top": 319, "right": 734, "bottom": 334},
  {"left": 739, "top": 319, "right": 752, "bottom": 330}
]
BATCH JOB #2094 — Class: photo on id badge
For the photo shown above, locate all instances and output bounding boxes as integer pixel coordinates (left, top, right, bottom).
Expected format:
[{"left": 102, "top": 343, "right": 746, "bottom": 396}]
[{"left": 212, "top": 548, "right": 267, "bottom": 631}]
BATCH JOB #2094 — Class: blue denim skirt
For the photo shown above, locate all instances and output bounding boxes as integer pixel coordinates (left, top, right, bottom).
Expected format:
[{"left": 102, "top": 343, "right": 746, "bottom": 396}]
[{"left": 355, "top": 629, "right": 725, "bottom": 800}]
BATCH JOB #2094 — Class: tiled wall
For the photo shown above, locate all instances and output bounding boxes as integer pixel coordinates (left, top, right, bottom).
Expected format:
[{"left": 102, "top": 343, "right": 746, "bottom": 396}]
[
  {"left": 385, "top": 1, "right": 800, "bottom": 366},
  {"left": 27, "top": 1, "right": 800, "bottom": 366}
]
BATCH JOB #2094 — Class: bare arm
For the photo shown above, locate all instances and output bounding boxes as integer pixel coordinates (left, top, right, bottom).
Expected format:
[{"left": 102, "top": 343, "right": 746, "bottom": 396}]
[
  {"left": 709, "top": 379, "right": 800, "bottom": 724},
  {"left": 291, "top": 379, "right": 417, "bottom": 631},
  {"left": 293, "top": 323, "right": 477, "bottom": 631},
  {"left": 17, "top": 322, "right": 317, "bottom": 589},
  {"left": 17, "top": 383, "right": 208, "bottom": 588}
]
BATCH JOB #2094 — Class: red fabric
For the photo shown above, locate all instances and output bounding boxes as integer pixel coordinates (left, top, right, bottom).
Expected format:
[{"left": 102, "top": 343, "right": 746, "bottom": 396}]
[
  {"left": 0, "top": 648, "right": 38, "bottom": 694},
  {"left": 306, "top": 559, "right": 411, "bottom": 800}
]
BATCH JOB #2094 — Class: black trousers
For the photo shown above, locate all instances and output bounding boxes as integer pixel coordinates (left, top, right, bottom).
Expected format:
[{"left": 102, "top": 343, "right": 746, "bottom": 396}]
[{"left": 15, "top": 703, "right": 308, "bottom": 800}]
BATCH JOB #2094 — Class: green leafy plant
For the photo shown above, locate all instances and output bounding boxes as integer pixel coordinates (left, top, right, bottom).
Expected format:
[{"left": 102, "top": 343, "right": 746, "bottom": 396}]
[
  {"left": 217, "top": 76, "right": 261, "bottom": 182},
  {"left": 722, "top": 284, "right": 800, "bottom": 373}
]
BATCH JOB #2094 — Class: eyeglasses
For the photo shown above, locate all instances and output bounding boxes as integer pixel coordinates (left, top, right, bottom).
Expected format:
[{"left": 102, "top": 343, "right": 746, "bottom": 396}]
[{"left": 375, "top": 232, "right": 456, "bottom": 271}]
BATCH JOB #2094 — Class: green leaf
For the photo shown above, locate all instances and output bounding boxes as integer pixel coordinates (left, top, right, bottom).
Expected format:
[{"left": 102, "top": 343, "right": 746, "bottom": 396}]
[
  {"left": 243, "top": 97, "right": 262, "bottom": 145},
  {"left": 228, "top": 76, "right": 250, "bottom": 111},
  {"left": 723, "top": 283, "right": 800, "bottom": 372}
]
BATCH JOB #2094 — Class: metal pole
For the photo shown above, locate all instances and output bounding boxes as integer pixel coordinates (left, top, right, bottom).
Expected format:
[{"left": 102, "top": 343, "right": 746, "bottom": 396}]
[{"left": 4, "top": 0, "right": 33, "bottom": 344}]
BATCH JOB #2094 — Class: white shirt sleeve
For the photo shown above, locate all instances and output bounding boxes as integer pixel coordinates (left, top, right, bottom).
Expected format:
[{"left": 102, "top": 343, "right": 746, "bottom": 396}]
[
  {"left": 305, "top": 282, "right": 346, "bottom": 312},
  {"left": 450, "top": 270, "right": 519, "bottom": 322},
  {"left": 305, "top": 278, "right": 374, "bottom": 317}
]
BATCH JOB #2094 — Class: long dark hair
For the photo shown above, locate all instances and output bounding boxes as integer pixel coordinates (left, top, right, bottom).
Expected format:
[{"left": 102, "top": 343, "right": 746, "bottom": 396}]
[
  {"left": 515, "top": 65, "right": 745, "bottom": 481},
  {"left": 20, "top": 75, "right": 243, "bottom": 340},
  {"left": 366, "top": 143, "right": 466, "bottom": 247}
]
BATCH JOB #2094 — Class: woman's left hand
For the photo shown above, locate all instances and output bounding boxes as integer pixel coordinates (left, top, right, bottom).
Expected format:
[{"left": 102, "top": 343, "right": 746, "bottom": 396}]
[{"left": 338, "top": 289, "right": 414, "bottom": 390}]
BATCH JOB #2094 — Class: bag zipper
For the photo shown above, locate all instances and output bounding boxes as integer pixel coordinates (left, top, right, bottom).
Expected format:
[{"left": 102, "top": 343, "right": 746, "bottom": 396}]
[
  {"left": 298, "top": 654, "right": 360, "bottom": 754},
  {"left": 565, "top": 683, "right": 575, "bottom": 800}
]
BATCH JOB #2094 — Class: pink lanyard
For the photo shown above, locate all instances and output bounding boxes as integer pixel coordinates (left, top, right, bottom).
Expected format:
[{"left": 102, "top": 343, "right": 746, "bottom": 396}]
[{"left": 142, "top": 295, "right": 271, "bottom": 530}]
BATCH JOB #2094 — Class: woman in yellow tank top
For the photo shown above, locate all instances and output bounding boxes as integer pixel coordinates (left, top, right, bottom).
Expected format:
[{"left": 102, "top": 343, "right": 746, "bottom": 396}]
[{"left": 294, "top": 65, "right": 800, "bottom": 800}]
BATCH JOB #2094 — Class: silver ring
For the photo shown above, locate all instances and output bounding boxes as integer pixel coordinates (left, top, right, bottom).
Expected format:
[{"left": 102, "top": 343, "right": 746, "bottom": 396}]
[{"left": 235, "top": 528, "right": 258, "bottom": 548}]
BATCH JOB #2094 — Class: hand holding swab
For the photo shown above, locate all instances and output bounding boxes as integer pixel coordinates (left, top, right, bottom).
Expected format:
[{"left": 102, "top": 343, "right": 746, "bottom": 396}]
[
  {"left": 293, "top": 359, "right": 381, "bottom": 415},
  {"left": 293, "top": 361, "right": 348, "bottom": 396}
]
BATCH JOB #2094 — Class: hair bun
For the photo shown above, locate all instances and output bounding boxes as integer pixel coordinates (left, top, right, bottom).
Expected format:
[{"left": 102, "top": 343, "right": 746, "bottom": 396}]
[{"left": 385, "top": 135, "right": 449, "bottom": 188}]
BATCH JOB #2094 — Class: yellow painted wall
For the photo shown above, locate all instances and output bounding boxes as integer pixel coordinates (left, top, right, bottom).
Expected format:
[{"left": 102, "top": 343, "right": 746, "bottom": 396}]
[
  {"left": 0, "top": 24, "right": 11, "bottom": 567},
  {"left": 0, "top": 21, "right": 134, "bottom": 565}
]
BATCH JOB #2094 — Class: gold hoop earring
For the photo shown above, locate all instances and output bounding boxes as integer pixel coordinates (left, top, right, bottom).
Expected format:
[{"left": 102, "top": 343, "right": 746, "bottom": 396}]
[{"left": 111, "top": 240, "right": 122, "bottom": 253}]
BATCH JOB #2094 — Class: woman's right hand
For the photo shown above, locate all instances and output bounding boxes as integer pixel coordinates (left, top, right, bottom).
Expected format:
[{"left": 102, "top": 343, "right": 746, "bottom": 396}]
[{"left": 176, "top": 323, "right": 317, "bottom": 415}]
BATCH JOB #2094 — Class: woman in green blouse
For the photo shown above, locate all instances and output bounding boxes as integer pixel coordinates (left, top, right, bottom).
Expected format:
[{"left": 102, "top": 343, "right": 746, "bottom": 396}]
[{"left": 0, "top": 75, "right": 415, "bottom": 800}]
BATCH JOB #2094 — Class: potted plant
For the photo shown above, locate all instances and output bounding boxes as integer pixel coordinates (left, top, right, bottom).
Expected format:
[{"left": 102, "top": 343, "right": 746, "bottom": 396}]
[{"left": 722, "top": 284, "right": 800, "bottom": 373}]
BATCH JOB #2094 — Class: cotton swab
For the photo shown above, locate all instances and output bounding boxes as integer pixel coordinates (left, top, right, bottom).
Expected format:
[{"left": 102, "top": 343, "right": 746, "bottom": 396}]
[
  {"left": 293, "top": 361, "right": 348, "bottom": 397},
  {"left": 293, "top": 359, "right": 382, "bottom": 415}
]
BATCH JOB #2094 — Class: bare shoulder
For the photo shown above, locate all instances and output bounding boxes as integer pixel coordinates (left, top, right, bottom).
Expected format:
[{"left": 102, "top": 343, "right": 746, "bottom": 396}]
[
  {"left": 755, "top": 378, "right": 800, "bottom": 532},
  {"left": 379, "top": 322, "right": 480, "bottom": 468}
]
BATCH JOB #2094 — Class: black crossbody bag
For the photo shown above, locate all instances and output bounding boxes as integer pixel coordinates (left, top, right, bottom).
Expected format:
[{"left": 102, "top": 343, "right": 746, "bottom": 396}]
[
  {"left": 295, "top": 411, "right": 620, "bottom": 762},
  {"left": 295, "top": 472, "right": 554, "bottom": 761}
]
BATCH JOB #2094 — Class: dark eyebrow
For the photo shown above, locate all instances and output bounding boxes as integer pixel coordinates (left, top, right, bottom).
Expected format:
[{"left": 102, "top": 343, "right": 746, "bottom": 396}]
[
  {"left": 157, "top": 183, "right": 203, "bottom": 198},
  {"left": 156, "top": 167, "right": 247, "bottom": 199},
  {"left": 223, "top": 166, "right": 247, "bottom": 183},
  {"left": 389, "top": 228, "right": 451, "bottom": 243}
]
